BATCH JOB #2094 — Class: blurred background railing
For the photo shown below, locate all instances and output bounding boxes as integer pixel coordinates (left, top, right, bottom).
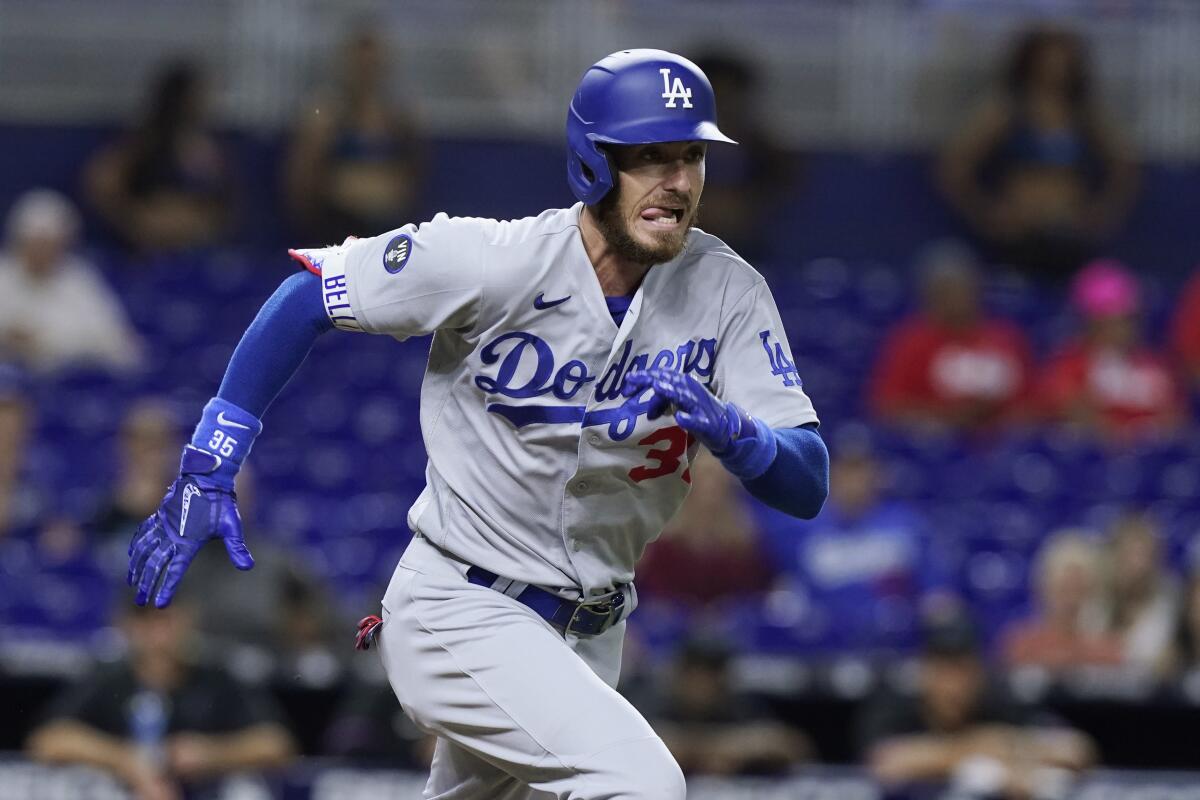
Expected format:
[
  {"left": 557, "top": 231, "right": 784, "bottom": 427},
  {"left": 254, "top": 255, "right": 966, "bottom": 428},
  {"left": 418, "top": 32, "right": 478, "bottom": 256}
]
[{"left": 1, "top": 0, "right": 1199, "bottom": 157}]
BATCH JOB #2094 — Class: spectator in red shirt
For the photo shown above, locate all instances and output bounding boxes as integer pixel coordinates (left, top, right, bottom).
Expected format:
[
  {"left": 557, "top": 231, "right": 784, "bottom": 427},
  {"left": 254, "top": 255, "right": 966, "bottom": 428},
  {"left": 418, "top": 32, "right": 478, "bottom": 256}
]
[
  {"left": 1168, "top": 265, "right": 1200, "bottom": 390},
  {"left": 870, "top": 241, "right": 1035, "bottom": 433},
  {"left": 1039, "top": 259, "right": 1183, "bottom": 440}
]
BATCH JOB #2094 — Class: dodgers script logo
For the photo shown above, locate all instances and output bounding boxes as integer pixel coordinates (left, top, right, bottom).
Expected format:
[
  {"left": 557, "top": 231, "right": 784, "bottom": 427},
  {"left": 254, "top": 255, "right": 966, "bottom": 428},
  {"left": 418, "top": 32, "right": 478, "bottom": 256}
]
[
  {"left": 660, "top": 68, "right": 693, "bottom": 109},
  {"left": 474, "top": 331, "right": 716, "bottom": 440}
]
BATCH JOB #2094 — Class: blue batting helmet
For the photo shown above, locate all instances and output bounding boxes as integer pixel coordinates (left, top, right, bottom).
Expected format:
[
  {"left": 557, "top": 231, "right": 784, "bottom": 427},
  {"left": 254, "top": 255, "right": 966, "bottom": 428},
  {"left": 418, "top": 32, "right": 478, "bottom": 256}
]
[{"left": 566, "top": 49, "right": 737, "bottom": 206}]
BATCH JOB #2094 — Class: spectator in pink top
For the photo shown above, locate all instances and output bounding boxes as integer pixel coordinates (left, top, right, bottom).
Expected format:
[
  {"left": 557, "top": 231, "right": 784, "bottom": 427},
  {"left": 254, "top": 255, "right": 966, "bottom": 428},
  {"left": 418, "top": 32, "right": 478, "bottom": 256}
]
[{"left": 1038, "top": 259, "right": 1183, "bottom": 440}]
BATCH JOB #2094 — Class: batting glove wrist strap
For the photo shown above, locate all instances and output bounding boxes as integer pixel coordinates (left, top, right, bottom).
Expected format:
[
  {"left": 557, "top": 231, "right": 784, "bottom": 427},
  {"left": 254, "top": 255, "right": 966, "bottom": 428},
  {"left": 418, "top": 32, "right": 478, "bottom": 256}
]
[
  {"left": 711, "top": 405, "right": 778, "bottom": 481},
  {"left": 188, "top": 398, "right": 263, "bottom": 490}
]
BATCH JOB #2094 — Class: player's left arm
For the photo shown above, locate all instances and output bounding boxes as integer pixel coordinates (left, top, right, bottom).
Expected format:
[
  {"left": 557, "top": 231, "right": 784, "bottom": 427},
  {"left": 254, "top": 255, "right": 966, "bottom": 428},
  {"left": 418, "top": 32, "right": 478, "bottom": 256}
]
[
  {"left": 126, "top": 270, "right": 333, "bottom": 607},
  {"left": 128, "top": 217, "right": 487, "bottom": 608},
  {"left": 624, "top": 279, "right": 828, "bottom": 519}
]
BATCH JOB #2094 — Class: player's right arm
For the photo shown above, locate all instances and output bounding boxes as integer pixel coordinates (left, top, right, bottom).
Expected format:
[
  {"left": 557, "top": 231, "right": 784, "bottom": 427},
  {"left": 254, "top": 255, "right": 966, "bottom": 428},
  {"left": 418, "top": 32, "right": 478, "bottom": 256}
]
[{"left": 128, "top": 216, "right": 487, "bottom": 608}]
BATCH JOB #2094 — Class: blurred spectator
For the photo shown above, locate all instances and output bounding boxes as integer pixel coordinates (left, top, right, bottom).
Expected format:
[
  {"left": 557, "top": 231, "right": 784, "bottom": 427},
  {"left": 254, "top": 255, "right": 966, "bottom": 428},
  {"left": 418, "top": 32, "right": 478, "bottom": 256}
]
[
  {"left": 0, "top": 373, "right": 36, "bottom": 537},
  {"left": 1104, "top": 512, "right": 1177, "bottom": 674},
  {"left": 637, "top": 452, "right": 775, "bottom": 610},
  {"left": 0, "top": 190, "right": 143, "bottom": 373},
  {"left": 91, "top": 399, "right": 182, "bottom": 566},
  {"left": 760, "top": 431, "right": 957, "bottom": 651},
  {"left": 1038, "top": 259, "right": 1183, "bottom": 440},
  {"left": 939, "top": 26, "right": 1138, "bottom": 282},
  {"left": 1166, "top": 568, "right": 1200, "bottom": 677},
  {"left": 26, "top": 597, "right": 295, "bottom": 800},
  {"left": 285, "top": 29, "right": 426, "bottom": 244},
  {"left": 638, "top": 636, "right": 810, "bottom": 776},
  {"left": 860, "top": 613, "right": 1094, "bottom": 799},
  {"left": 869, "top": 241, "right": 1035, "bottom": 434},
  {"left": 1167, "top": 265, "right": 1200, "bottom": 392},
  {"left": 1003, "top": 529, "right": 1122, "bottom": 670},
  {"left": 84, "top": 60, "right": 234, "bottom": 254},
  {"left": 187, "top": 534, "right": 344, "bottom": 689},
  {"left": 322, "top": 680, "right": 436, "bottom": 766},
  {"left": 689, "top": 49, "right": 791, "bottom": 261},
  {"left": 188, "top": 465, "right": 343, "bottom": 687}
]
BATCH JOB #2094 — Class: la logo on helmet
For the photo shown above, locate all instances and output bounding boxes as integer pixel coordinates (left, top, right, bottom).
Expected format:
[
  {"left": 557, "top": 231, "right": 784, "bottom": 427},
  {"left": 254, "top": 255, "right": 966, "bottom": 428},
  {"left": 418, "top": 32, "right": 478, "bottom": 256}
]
[{"left": 659, "top": 68, "right": 693, "bottom": 109}]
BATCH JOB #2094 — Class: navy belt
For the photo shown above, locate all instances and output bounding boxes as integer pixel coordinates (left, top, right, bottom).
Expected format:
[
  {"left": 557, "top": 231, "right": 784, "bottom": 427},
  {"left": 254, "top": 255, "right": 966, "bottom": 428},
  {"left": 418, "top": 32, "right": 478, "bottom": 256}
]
[{"left": 465, "top": 565, "right": 632, "bottom": 637}]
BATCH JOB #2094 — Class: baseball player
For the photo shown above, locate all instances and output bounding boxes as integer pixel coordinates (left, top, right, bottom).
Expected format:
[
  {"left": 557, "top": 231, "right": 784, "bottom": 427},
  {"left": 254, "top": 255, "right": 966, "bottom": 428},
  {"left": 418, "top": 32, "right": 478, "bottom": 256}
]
[{"left": 128, "top": 49, "right": 829, "bottom": 799}]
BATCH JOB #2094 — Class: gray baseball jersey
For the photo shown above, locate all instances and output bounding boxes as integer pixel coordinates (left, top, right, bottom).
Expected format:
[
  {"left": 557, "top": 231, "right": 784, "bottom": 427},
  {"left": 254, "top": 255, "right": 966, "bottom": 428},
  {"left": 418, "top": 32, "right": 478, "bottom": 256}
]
[{"left": 292, "top": 203, "right": 818, "bottom": 596}]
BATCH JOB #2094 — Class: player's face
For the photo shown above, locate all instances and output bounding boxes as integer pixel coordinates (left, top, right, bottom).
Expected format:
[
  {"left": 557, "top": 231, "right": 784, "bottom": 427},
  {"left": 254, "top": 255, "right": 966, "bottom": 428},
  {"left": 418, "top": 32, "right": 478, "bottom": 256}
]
[{"left": 596, "top": 141, "right": 706, "bottom": 266}]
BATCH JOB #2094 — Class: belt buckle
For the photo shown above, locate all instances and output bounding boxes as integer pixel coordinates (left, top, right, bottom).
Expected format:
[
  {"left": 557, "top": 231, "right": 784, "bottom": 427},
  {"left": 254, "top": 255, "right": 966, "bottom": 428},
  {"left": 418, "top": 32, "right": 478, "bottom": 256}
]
[{"left": 566, "top": 589, "right": 625, "bottom": 636}]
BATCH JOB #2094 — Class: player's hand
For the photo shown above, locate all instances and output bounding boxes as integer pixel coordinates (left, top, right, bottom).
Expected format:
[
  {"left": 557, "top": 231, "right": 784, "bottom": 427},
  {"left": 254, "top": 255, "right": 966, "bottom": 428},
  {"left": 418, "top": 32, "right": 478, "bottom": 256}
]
[
  {"left": 621, "top": 367, "right": 746, "bottom": 453},
  {"left": 127, "top": 446, "right": 254, "bottom": 608}
]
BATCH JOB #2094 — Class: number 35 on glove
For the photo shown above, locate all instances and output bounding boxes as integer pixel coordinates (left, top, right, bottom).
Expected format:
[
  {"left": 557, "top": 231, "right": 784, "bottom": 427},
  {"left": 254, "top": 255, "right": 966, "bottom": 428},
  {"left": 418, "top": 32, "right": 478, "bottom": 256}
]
[{"left": 621, "top": 367, "right": 778, "bottom": 480}]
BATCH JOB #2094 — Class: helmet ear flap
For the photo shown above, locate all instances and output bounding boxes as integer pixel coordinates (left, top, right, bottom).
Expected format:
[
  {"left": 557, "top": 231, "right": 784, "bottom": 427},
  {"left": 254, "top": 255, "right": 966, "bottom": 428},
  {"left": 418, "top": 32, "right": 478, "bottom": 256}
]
[
  {"left": 568, "top": 136, "right": 615, "bottom": 206},
  {"left": 584, "top": 143, "right": 620, "bottom": 207}
]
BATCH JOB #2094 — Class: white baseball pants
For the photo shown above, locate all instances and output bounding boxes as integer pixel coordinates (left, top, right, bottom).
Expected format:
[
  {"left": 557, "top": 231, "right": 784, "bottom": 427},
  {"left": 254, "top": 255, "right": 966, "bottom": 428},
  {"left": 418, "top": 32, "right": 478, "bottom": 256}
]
[{"left": 376, "top": 534, "right": 685, "bottom": 800}]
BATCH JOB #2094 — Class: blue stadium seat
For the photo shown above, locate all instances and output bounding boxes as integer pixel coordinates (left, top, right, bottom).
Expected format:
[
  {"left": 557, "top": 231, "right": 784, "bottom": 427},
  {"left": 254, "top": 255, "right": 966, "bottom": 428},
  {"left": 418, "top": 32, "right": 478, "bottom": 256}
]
[{"left": 10, "top": 246, "right": 1200, "bottom": 657}]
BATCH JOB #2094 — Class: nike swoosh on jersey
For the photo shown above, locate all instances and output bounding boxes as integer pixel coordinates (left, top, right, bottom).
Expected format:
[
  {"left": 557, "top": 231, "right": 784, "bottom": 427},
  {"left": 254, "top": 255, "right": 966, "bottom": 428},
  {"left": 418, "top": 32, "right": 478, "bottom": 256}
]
[
  {"left": 533, "top": 292, "right": 571, "bottom": 310},
  {"left": 216, "top": 411, "right": 251, "bottom": 430}
]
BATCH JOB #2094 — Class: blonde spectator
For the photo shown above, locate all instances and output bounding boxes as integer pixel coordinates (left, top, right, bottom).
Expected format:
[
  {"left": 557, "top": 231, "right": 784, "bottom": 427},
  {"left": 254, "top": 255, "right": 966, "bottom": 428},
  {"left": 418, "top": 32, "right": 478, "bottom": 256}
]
[
  {"left": 1166, "top": 569, "right": 1200, "bottom": 677},
  {"left": 1003, "top": 530, "right": 1122, "bottom": 670},
  {"left": 1105, "top": 513, "right": 1177, "bottom": 674},
  {"left": 0, "top": 190, "right": 143, "bottom": 373}
]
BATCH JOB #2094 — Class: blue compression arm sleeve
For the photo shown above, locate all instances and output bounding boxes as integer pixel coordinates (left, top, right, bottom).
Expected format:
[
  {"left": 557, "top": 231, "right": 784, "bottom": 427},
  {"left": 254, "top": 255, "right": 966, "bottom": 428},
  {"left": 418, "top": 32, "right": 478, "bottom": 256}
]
[
  {"left": 742, "top": 424, "right": 829, "bottom": 519},
  {"left": 216, "top": 270, "right": 333, "bottom": 417}
]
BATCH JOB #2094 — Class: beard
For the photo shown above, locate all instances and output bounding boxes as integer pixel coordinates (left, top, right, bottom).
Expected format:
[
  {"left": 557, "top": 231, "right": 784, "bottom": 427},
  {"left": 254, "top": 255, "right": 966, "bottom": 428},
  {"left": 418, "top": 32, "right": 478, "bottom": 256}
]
[{"left": 593, "top": 185, "right": 696, "bottom": 267}]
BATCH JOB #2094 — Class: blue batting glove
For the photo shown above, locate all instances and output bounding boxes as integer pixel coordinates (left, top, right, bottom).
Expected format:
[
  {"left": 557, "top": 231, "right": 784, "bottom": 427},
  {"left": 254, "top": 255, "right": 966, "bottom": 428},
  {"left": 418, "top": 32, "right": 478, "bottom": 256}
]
[
  {"left": 127, "top": 398, "right": 261, "bottom": 608},
  {"left": 127, "top": 446, "right": 255, "bottom": 607},
  {"left": 622, "top": 367, "right": 778, "bottom": 480}
]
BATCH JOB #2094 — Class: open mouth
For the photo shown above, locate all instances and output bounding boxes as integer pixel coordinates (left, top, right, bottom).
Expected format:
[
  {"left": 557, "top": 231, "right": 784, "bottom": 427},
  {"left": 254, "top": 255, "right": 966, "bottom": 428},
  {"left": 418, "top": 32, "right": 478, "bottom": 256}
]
[{"left": 638, "top": 205, "right": 686, "bottom": 229}]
